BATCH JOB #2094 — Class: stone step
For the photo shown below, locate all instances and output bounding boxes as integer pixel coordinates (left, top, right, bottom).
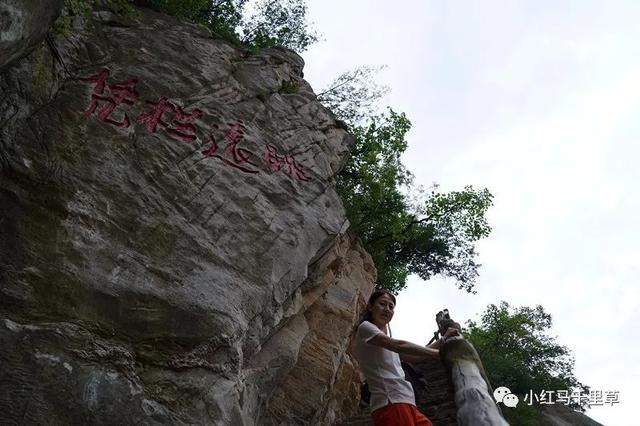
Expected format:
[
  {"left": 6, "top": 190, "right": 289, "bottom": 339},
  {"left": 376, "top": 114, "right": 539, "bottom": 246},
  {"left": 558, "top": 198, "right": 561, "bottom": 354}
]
[{"left": 338, "top": 414, "right": 373, "bottom": 425}]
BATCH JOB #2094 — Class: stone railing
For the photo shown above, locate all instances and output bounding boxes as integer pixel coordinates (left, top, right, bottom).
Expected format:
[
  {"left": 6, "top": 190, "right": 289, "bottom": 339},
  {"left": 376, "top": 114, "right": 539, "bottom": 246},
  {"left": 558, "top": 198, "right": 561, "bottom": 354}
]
[
  {"left": 339, "top": 309, "right": 511, "bottom": 426},
  {"left": 440, "top": 336, "right": 509, "bottom": 426}
]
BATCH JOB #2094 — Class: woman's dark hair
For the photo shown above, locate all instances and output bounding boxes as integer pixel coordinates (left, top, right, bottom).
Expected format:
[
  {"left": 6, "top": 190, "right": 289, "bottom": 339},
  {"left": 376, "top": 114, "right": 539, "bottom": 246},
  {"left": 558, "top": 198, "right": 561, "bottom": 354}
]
[{"left": 361, "top": 288, "right": 397, "bottom": 324}]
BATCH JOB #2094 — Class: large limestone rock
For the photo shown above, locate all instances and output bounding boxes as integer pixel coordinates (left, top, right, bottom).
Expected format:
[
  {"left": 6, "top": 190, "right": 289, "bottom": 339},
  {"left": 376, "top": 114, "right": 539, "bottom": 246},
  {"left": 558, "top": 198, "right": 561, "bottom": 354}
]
[
  {"left": 265, "top": 232, "right": 375, "bottom": 425},
  {"left": 0, "top": 0, "right": 63, "bottom": 70},
  {"left": 0, "top": 5, "right": 371, "bottom": 424}
]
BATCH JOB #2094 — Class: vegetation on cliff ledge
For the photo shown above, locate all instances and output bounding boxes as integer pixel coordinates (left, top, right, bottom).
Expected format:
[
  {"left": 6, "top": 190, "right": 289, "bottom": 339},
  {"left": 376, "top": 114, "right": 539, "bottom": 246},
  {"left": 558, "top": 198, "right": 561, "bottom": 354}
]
[
  {"left": 146, "top": 0, "right": 318, "bottom": 51},
  {"left": 334, "top": 109, "right": 492, "bottom": 293},
  {"left": 56, "top": 1, "right": 317, "bottom": 51},
  {"left": 319, "top": 67, "right": 493, "bottom": 293}
]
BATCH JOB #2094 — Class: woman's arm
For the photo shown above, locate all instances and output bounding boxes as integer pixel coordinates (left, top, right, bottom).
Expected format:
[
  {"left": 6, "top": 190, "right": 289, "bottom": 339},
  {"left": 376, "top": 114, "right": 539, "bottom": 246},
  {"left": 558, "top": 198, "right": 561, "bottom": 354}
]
[
  {"left": 397, "top": 327, "right": 462, "bottom": 363},
  {"left": 368, "top": 333, "right": 439, "bottom": 360}
]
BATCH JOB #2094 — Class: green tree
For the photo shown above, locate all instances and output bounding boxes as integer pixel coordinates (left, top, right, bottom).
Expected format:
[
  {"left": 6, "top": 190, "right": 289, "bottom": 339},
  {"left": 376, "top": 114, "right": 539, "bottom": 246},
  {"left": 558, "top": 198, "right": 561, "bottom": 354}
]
[
  {"left": 241, "top": 0, "right": 318, "bottom": 52},
  {"left": 334, "top": 107, "right": 493, "bottom": 292},
  {"left": 317, "top": 65, "right": 389, "bottom": 126},
  {"left": 465, "top": 302, "right": 589, "bottom": 424},
  {"left": 319, "top": 67, "right": 493, "bottom": 292},
  {"left": 145, "top": 0, "right": 317, "bottom": 51},
  {"left": 161, "top": 0, "right": 247, "bottom": 43}
]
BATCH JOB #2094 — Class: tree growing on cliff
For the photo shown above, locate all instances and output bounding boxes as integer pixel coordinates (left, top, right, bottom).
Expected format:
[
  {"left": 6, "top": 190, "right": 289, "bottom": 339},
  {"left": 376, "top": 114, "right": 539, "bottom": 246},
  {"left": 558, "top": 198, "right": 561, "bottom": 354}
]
[
  {"left": 317, "top": 65, "right": 390, "bottom": 126},
  {"left": 143, "top": 0, "right": 318, "bottom": 51},
  {"left": 319, "top": 67, "right": 492, "bottom": 292},
  {"left": 318, "top": 66, "right": 493, "bottom": 292},
  {"left": 240, "top": 0, "right": 318, "bottom": 52},
  {"left": 334, "top": 107, "right": 492, "bottom": 292},
  {"left": 465, "top": 302, "right": 589, "bottom": 425},
  {"left": 145, "top": 0, "right": 248, "bottom": 42}
]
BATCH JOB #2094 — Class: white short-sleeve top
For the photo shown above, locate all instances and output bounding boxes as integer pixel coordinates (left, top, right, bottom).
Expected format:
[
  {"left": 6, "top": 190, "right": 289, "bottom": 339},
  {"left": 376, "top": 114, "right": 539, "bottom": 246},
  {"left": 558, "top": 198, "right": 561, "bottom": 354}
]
[{"left": 354, "top": 321, "right": 416, "bottom": 411}]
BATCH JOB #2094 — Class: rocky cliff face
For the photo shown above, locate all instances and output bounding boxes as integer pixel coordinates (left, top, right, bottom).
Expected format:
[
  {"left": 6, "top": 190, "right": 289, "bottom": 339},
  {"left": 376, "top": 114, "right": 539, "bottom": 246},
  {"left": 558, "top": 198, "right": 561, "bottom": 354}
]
[
  {"left": 0, "top": 4, "right": 374, "bottom": 424},
  {"left": 0, "top": 0, "right": 63, "bottom": 70}
]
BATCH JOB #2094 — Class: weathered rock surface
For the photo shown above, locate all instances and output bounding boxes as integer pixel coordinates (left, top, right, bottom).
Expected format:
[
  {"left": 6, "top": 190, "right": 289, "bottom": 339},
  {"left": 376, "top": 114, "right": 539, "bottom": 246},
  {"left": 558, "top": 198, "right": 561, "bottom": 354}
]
[
  {"left": 0, "top": 0, "right": 63, "bottom": 70},
  {"left": 0, "top": 5, "right": 371, "bottom": 424},
  {"left": 265, "top": 232, "right": 375, "bottom": 425}
]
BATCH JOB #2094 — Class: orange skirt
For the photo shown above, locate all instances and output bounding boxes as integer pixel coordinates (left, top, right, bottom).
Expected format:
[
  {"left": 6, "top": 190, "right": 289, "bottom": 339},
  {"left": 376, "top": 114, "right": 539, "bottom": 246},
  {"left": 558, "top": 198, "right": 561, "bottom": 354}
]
[{"left": 371, "top": 403, "right": 433, "bottom": 426}]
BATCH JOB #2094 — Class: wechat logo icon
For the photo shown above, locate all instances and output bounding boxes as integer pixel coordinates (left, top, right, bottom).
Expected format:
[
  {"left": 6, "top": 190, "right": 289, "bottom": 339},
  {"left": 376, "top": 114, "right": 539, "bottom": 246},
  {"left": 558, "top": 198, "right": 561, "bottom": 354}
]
[{"left": 494, "top": 386, "right": 519, "bottom": 408}]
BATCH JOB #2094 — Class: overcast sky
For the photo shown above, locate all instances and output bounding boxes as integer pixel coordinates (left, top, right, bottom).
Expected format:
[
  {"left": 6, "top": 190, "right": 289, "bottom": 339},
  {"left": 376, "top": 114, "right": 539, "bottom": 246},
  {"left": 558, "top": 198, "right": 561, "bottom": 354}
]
[{"left": 303, "top": 1, "right": 639, "bottom": 424}]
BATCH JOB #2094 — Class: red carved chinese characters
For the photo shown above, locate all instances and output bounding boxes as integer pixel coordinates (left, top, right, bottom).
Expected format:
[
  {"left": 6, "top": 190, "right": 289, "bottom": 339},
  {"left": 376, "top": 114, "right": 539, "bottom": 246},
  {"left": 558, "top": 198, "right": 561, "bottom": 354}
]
[
  {"left": 219, "top": 120, "right": 258, "bottom": 174},
  {"left": 284, "top": 154, "right": 310, "bottom": 181},
  {"left": 137, "top": 97, "right": 203, "bottom": 142},
  {"left": 201, "top": 125, "right": 220, "bottom": 158},
  {"left": 264, "top": 144, "right": 309, "bottom": 181},
  {"left": 78, "top": 71, "right": 310, "bottom": 181},
  {"left": 169, "top": 105, "right": 203, "bottom": 141},
  {"left": 264, "top": 144, "right": 284, "bottom": 172},
  {"left": 81, "top": 68, "right": 138, "bottom": 128},
  {"left": 201, "top": 122, "right": 258, "bottom": 174}
]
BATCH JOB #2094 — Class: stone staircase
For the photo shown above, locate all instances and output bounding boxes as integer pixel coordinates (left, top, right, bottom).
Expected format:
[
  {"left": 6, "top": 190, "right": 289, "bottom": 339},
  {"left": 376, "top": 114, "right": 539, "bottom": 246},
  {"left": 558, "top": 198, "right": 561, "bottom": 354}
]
[
  {"left": 405, "top": 358, "right": 458, "bottom": 425},
  {"left": 338, "top": 357, "right": 457, "bottom": 426}
]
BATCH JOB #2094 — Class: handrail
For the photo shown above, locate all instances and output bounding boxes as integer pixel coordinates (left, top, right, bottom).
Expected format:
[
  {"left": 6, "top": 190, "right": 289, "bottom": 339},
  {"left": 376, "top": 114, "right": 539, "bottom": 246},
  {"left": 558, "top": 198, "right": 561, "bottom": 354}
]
[{"left": 440, "top": 336, "right": 509, "bottom": 426}]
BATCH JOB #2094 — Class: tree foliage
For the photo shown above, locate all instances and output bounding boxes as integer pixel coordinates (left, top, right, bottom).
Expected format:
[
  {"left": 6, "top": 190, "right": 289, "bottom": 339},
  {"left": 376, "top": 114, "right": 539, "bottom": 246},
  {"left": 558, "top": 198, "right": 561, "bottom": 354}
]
[
  {"left": 465, "top": 302, "right": 589, "bottom": 424},
  {"left": 240, "top": 0, "right": 318, "bottom": 52},
  {"left": 145, "top": 0, "right": 317, "bottom": 51},
  {"left": 320, "top": 67, "right": 493, "bottom": 292},
  {"left": 334, "top": 106, "right": 493, "bottom": 292},
  {"left": 317, "top": 65, "right": 389, "bottom": 126},
  {"left": 150, "top": 0, "right": 247, "bottom": 42}
]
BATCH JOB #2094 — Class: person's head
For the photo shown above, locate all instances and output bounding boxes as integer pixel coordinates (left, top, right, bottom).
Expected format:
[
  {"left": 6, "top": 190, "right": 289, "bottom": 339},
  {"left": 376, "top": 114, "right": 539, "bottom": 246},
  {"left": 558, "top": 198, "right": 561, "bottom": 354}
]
[{"left": 363, "top": 289, "right": 397, "bottom": 328}]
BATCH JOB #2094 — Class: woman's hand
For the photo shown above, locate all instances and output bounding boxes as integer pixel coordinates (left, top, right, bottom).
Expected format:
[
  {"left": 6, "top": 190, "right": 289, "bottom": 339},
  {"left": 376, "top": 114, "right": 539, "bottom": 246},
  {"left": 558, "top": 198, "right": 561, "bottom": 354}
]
[{"left": 427, "top": 327, "right": 460, "bottom": 349}]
